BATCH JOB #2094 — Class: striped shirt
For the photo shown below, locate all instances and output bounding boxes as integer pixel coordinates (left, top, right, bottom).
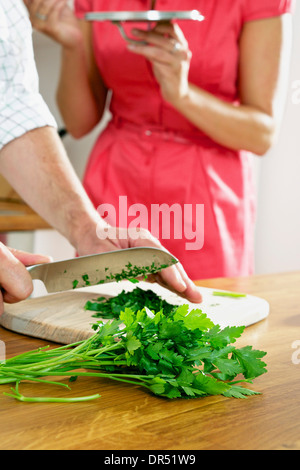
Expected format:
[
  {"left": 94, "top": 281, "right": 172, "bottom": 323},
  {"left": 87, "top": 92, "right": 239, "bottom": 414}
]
[{"left": 0, "top": 0, "right": 57, "bottom": 150}]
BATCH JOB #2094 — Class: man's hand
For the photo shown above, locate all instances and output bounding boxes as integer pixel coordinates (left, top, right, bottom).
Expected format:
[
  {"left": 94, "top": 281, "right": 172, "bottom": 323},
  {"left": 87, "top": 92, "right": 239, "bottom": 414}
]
[
  {"left": 0, "top": 243, "right": 51, "bottom": 315},
  {"left": 76, "top": 225, "right": 203, "bottom": 304}
]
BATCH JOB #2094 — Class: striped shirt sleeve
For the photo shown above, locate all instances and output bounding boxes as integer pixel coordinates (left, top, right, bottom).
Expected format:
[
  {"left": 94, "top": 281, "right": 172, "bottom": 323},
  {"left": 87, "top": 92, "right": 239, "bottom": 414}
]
[{"left": 0, "top": 0, "right": 57, "bottom": 151}]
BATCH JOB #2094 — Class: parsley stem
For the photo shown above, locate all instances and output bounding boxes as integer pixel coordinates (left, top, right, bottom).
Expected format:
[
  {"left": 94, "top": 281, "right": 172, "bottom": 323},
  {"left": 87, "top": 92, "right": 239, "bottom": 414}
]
[
  {"left": 4, "top": 394, "right": 101, "bottom": 403},
  {"left": 212, "top": 290, "right": 246, "bottom": 298},
  {"left": 3, "top": 383, "right": 100, "bottom": 403}
]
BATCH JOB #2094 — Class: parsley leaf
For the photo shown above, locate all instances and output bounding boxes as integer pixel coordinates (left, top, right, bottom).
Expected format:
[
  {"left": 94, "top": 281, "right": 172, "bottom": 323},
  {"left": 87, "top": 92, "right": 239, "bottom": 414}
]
[{"left": 232, "top": 346, "right": 267, "bottom": 379}]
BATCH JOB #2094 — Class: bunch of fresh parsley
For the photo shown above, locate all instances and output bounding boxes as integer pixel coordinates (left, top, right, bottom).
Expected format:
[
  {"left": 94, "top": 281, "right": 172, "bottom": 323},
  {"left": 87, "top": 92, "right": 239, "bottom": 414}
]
[{"left": 0, "top": 304, "right": 267, "bottom": 403}]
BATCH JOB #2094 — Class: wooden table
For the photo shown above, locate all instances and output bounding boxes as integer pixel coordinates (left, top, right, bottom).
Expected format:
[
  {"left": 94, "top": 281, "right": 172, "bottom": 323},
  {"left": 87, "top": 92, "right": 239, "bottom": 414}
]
[{"left": 0, "top": 271, "right": 299, "bottom": 451}]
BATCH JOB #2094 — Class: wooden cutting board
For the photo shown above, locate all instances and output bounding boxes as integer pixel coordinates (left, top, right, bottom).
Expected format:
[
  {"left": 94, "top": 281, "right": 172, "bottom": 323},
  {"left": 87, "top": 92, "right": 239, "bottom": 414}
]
[{"left": 0, "top": 281, "right": 269, "bottom": 345}]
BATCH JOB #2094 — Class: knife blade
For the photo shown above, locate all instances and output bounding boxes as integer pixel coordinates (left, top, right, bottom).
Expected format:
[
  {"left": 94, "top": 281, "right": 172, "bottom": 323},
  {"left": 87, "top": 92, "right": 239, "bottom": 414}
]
[{"left": 26, "top": 247, "right": 178, "bottom": 293}]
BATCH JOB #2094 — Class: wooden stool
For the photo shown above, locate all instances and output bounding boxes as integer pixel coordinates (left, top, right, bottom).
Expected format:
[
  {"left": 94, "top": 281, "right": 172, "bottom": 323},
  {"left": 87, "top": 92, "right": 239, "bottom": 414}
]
[{"left": 0, "top": 176, "right": 50, "bottom": 233}]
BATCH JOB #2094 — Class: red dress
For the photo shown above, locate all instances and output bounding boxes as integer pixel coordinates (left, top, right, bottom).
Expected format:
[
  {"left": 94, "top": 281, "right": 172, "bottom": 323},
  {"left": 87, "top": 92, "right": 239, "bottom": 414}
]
[{"left": 74, "top": 0, "right": 293, "bottom": 280}]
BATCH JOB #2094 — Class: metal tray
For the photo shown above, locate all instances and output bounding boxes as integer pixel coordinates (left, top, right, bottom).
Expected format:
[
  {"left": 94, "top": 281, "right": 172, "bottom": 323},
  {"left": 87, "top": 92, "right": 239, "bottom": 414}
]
[
  {"left": 85, "top": 10, "right": 204, "bottom": 43},
  {"left": 85, "top": 10, "right": 204, "bottom": 23}
]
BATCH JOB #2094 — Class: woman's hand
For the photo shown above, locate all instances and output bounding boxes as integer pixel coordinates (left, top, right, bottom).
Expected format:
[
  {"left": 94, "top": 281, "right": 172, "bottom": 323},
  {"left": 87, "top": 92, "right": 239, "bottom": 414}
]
[
  {"left": 128, "top": 22, "right": 192, "bottom": 106},
  {"left": 23, "top": 0, "right": 83, "bottom": 49},
  {"left": 0, "top": 243, "right": 52, "bottom": 315}
]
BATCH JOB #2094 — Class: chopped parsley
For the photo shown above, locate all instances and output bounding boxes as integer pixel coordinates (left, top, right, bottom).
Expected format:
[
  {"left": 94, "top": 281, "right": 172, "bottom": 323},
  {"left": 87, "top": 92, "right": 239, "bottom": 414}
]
[
  {"left": 82, "top": 274, "right": 90, "bottom": 286},
  {"left": 84, "top": 287, "right": 178, "bottom": 319},
  {"left": 102, "top": 261, "right": 171, "bottom": 283},
  {"left": 71, "top": 261, "right": 173, "bottom": 290}
]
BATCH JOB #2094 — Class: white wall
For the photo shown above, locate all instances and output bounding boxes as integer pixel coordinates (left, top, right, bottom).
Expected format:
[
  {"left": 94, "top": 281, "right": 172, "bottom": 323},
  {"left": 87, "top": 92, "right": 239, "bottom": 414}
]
[
  {"left": 254, "top": 4, "right": 300, "bottom": 274},
  {"left": 8, "top": 10, "right": 300, "bottom": 277}
]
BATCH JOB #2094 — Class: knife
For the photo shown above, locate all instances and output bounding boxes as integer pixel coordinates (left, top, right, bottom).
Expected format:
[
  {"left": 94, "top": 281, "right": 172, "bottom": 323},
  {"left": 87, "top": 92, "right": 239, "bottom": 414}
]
[{"left": 26, "top": 247, "right": 178, "bottom": 294}]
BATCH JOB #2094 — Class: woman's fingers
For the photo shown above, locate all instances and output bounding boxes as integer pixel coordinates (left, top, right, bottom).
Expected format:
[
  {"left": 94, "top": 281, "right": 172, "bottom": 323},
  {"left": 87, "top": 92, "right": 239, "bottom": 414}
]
[
  {"left": 128, "top": 42, "right": 175, "bottom": 64},
  {"left": 129, "top": 22, "right": 191, "bottom": 67},
  {"left": 128, "top": 41, "right": 190, "bottom": 67},
  {"left": 132, "top": 28, "right": 178, "bottom": 52},
  {"left": 25, "top": 0, "right": 55, "bottom": 22},
  {"left": 131, "top": 22, "right": 188, "bottom": 50},
  {"left": 23, "top": 0, "right": 80, "bottom": 48}
]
